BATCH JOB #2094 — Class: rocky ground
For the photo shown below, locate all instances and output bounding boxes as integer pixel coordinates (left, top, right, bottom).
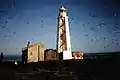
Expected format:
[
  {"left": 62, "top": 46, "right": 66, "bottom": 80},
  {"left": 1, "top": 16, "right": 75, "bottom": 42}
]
[{"left": 0, "top": 58, "right": 120, "bottom": 80}]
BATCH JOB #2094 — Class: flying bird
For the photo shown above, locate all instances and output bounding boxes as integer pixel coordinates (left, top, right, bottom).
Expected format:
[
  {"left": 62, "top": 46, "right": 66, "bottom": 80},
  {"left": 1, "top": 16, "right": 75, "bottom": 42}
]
[
  {"left": 69, "top": 17, "right": 74, "bottom": 24},
  {"left": 5, "top": 20, "right": 8, "bottom": 24},
  {"left": 112, "top": 40, "right": 114, "bottom": 43},
  {"left": 0, "top": 11, "right": 4, "bottom": 12},
  {"left": 28, "top": 22, "right": 30, "bottom": 24},
  {"left": 89, "top": 13, "right": 96, "bottom": 17},
  {"left": 0, "top": 25, "right": 5, "bottom": 29},
  {"left": 113, "top": 12, "right": 117, "bottom": 17},
  {"left": 4, "top": 35, "right": 7, "bottom": 39},
  {"left": 116, "top": 43, "right": 119, "bottom": 45},
  {"left": 97, "top": 24, "right": 102, "bottom": 27},
  {"left": 90, "top": 28, "right": 95, "bottom": 32},
  {"left": 103, "top": 37, "right": 106, "bottom": 40},
  {"left": 104, "top": 46, "right": 106, "bottom": 48},
  {"left": 12, "top": 3, "right": 15, "bottom": 9},
  {"left": 84, "top": 34, "right": 88, "bottom": 37},
  {"left": 116, "top": 23, "right": 118, "bottom": 25},
  {"left": 82, "top": 24, "right": 84, "bottom": 26},
  {"left": 91, "top": 38, "right": 94, "bottom": 42},
  {"left": 13, "top": 32, "right": 16, "bottom": 36},
  {"left": 40, "top": 20, "right": 44, "bottom": 28},
  {"left": 41, "top": 20, "right": 43, "bottom": 23}
]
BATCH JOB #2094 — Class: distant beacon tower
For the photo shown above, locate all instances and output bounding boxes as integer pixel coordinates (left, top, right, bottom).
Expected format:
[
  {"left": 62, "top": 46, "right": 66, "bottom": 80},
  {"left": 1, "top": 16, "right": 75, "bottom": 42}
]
[{"left": 56, "top": 6, "right": 72, "bottom": 60}]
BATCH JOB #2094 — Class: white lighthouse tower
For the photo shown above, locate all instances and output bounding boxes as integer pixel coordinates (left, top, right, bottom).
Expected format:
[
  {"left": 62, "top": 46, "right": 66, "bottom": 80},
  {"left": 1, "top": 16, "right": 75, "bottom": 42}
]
[{"left": 56, "top": 6, "right": 72, "bottom": 60}]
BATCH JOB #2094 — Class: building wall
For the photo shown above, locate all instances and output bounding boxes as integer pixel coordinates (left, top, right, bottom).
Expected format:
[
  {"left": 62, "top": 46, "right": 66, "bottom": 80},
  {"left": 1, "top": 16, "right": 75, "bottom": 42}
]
[
  {"left": 38, "top": 43, "right": 44, "bottom": 61},
  {"left": 28, "top": 44, "right": 39, "bottom": 62},
  {"left": 44, "top": 49, "right": 58, "bottom": 61},
  {"left": 72, "top": 51, "right": 83, "bottom": 59},
  {"left": 22, "top": 43, "right": 45, "bottom": 63}
]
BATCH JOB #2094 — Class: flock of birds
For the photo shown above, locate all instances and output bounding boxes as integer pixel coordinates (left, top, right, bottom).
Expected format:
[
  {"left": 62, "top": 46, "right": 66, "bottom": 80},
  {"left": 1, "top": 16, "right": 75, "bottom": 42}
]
[
  {"left": 69, "top": 12, "right": 120, "bottom": 49},
  {"left": 0, "top": 3, "right": 120, "bottom": 51}
]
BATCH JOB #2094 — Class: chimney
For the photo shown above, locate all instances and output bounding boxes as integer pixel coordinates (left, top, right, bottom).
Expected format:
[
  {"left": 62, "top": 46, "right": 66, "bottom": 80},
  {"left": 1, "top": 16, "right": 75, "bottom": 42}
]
[{"left": 27, "top": 41, "right": 30, "bottom": 47}]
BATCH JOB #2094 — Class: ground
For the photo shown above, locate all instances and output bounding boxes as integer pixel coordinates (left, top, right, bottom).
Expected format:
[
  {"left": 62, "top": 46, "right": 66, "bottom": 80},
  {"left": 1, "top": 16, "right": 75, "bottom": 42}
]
[{"left": 0, "top": 54, "right": 120, "bottom": 80}]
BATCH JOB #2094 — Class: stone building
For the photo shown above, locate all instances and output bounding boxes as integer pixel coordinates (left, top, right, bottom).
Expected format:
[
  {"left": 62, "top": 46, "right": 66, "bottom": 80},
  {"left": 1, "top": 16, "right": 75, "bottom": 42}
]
[
  {"left": 22, "top": 41, "right": 44, "bottom": 63},
  {"left": 72, "top": 51, "right": 83, "bottom": 59},
  {"left": 44, "top": 49, "right": 58, "bottom": 61}
]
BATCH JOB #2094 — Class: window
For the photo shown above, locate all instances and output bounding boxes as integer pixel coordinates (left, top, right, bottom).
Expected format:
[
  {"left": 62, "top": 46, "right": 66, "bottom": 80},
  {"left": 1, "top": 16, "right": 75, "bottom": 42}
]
[{"left": 30, "top": 52, "right": 32, "bottom": 55}]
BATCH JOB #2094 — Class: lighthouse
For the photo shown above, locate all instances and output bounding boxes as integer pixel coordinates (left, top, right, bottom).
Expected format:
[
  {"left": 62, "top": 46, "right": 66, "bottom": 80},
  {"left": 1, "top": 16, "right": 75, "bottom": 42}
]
[{"left": 56, "top": 6, "right": 72, "bottom": 60}]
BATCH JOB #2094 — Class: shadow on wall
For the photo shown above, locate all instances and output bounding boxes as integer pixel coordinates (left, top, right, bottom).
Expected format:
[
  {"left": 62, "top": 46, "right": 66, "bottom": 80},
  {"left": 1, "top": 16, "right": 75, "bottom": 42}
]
[{"left": 44, "top": 49, "right": 58, "bottom": 61}]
